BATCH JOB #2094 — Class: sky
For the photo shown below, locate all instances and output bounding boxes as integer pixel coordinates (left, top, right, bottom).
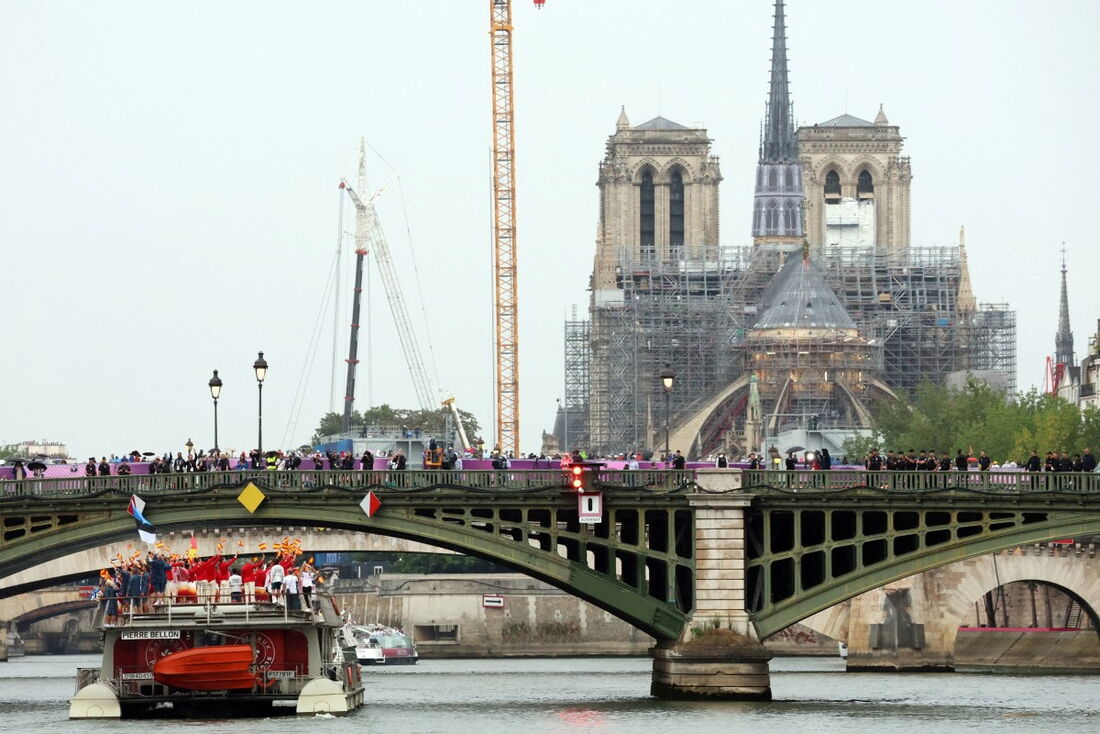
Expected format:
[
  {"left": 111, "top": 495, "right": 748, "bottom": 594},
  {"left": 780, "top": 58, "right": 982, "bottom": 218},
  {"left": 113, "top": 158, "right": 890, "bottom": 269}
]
[{"left": 1, "top": 0, "right": 1098, "bottom": 459}]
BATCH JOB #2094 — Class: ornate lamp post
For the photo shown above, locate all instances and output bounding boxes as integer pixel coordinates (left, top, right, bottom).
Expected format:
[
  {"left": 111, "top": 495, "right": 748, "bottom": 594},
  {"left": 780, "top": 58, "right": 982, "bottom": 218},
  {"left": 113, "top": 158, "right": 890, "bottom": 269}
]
[
  {"left": 660, "top": 365, "right": 676, "bottom": 460},
  {"left": 253, "top": 351, "right": 268, "bottom": 454},
  {"left": 208, "top": 370, "right": 223, "bottom": 454},
  {"left": 185, "top": 437, "right": 194, "bottom": 458}
]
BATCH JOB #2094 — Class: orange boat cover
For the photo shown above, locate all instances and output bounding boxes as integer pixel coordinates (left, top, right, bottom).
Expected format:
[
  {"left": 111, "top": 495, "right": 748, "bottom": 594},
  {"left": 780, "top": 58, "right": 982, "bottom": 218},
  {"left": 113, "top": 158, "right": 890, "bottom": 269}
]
[{"left": 153, "top": 644, "right": 255, "bottom": 691}]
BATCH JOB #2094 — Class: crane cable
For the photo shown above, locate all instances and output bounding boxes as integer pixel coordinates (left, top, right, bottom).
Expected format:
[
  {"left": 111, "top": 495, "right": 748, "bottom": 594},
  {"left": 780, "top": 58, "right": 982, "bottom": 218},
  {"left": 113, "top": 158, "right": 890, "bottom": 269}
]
[
  {"left": 360, "top": 138, "right": 443, "bottom": 395},
  {"left": 281, "top": 245, "right": 341, "bottom": 449}
]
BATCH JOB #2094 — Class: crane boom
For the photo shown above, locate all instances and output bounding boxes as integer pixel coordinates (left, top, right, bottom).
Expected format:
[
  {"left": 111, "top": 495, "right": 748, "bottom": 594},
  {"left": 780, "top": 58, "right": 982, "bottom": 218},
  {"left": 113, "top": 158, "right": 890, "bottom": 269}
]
[
  {"left": 342, "top": 157, "right": 435, "bottom": 414},
  {"left": 489, "top": 0, "right": 520, "bottom": 455}
]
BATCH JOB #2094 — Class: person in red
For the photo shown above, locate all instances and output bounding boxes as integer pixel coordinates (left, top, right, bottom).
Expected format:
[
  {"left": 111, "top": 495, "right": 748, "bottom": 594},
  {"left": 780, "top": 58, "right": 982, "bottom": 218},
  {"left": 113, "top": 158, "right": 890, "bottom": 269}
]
[
  {"left": 240, "top": 557, "right": 259, "bottom": 604},
  {"left": 215, "top": 554, "right": 236, "bottom": 603},
  {"left": 194, "top": 553, "right": 220, "bottom": 604},
  {"left": 253, "top": 561, "right": 269, "bottom": 603}
]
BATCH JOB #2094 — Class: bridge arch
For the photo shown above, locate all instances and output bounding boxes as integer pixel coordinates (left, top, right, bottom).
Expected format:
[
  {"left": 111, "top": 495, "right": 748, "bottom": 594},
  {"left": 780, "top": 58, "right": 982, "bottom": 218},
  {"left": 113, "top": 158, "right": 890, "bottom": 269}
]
[
  {"left": 0, "top": 480, "right": 695, "bottom": 641},
  {"left": 743, "top": 485, "right": 1100, "bottom": 639}
]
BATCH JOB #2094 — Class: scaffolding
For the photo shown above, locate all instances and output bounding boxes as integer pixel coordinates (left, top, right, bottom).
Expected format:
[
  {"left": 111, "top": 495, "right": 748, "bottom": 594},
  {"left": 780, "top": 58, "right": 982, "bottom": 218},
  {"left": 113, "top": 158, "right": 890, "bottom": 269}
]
[
  {"left": 584, "top": 245, "right": 748, "bottom": 455},
  {"left": 571, "top": 242, "right": 1017, "bottom": 457},
  {"left": 561, "top": 306, "right": 591, "bottom": 450}
]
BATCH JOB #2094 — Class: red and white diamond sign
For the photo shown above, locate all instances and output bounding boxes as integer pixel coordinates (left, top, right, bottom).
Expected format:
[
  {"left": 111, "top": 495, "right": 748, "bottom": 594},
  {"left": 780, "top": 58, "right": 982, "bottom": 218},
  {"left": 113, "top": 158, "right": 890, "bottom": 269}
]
[{"left": 360, "top": 491, "right": 382, "bottom": 518}]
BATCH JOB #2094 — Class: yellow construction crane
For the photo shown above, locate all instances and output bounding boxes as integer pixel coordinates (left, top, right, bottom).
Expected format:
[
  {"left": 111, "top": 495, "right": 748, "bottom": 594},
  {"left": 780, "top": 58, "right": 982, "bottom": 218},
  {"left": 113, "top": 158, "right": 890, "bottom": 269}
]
[{"left": 488, "top": 0, "right": 540, "bottom": 456}]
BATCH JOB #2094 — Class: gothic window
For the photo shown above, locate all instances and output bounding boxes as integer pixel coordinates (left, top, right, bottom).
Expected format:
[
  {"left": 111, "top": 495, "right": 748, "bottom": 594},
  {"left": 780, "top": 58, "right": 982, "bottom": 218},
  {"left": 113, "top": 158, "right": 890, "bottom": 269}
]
[
  {"left": 783, "top": 202, "right": 795, "bottom": 233},
  {"left": 784, "top": 167, "right": 794, "bottom": 189},
  {"left": 857, "top": 169, "right": 874, "bottom": 197},
  {"left": 754, "top": 202, "right": 764, "bottom": 232},
  {"left": 767, "top": 200, "right": 778, "bottom": 232},
  {"left": 767, "top": 167, "right": 777, "bottom": 190},
  {"left": 640, "top": 169, "right": 655, "bottom": 259},
  {"left": 669, "top": 169, "right": 685, "bottom": 255},
  {"left": 824, "top": 170, "right": 841, "bottom": 199}
]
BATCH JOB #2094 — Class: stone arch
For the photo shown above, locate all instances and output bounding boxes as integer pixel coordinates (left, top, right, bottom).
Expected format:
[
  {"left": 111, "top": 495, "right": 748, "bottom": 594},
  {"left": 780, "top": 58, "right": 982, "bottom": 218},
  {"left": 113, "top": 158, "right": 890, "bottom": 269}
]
[
  {"left": 935, "top": 552, "right": 1100, "bottom": 656},
  {"left": 631, "top": 160, "right": 661, "bottom": 183},
  {"left": 848, "top": 158, "right": 886, "bottom": 186},
  {"left": 663, "top": 158, "right": 696, "bottom": 182},
  {"left": 812, "top": 157, "right": 851, "bottom": 185}
]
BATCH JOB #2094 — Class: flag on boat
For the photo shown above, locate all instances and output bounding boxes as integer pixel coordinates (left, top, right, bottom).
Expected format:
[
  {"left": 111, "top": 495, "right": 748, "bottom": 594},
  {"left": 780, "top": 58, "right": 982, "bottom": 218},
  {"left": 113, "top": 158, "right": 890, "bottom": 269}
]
[{"left": 127, "top": 494, "right": 157, "bottom": 544}]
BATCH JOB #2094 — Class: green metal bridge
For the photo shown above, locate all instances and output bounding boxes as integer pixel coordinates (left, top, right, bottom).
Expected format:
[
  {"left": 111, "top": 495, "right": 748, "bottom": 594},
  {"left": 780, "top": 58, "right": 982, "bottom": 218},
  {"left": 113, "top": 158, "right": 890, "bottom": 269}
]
[{"left": 2, "top": 469, "right": 1099, "bottom": 642}]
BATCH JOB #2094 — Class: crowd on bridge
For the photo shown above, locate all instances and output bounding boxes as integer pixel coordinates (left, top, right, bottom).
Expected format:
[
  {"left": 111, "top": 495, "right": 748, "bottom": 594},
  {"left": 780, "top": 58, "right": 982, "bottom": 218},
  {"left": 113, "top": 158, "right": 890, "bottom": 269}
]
[
  {"left": 98, "top": 536, "right": 321, "bottom": 625},
  {"left": 856, "top": 447, "right": 1097, "bottom": 473}
]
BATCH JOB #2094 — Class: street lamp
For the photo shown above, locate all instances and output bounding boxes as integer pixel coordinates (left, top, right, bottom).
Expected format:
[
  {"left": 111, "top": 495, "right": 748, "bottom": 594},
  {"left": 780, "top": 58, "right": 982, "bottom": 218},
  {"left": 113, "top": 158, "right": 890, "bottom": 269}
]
[
  {"left": 185, "top": 437, "right": 194, "bottom": 458},
  {"left": 208, "top": 370, "right": 223, "bottom": 454},
  {"left": 660, "top": 365, "right": 675, "bottom": 460},
  {"left": 253, "top": 351, "right": 268, "bottom": 454}
]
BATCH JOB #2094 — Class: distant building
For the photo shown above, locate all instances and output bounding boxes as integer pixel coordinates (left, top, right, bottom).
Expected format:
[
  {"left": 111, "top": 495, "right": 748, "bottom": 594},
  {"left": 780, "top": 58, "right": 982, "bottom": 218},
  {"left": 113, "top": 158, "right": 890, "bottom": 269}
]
[{"left": 15, "top": 440, "right": 69, "bottom": 459}]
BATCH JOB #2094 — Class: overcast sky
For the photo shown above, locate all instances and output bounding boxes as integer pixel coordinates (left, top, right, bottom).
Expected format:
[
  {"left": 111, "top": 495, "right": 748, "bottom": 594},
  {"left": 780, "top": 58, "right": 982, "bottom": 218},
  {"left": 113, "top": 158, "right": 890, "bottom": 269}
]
[{"left": 2, "top": 1, "right": 1097, "bottom": 458}]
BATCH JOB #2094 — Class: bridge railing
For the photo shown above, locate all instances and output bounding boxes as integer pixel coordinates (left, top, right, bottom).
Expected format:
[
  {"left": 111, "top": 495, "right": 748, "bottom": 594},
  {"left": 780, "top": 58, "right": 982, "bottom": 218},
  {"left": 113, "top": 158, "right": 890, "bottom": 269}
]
[
  {"left": 0, "top": 469, "right": 696, "bottom": 499},
  {"left": 743, "top": 469, "right": 1100, "bottom": 494}
]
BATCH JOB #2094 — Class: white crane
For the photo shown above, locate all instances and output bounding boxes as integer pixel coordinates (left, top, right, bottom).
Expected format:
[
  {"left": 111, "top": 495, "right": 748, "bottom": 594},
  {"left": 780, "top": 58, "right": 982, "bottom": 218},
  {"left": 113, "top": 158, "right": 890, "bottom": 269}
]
[{"left": 341, "top": 145, "right": 473, "bottom": 451}]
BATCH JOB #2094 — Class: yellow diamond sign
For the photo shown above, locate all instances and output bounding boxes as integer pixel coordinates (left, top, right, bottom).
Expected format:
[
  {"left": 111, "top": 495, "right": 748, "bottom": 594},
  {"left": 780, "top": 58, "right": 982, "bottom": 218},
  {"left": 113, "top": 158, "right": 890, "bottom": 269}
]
[{"left": 237, "top": 482, "right": 267, "bottom": 514}]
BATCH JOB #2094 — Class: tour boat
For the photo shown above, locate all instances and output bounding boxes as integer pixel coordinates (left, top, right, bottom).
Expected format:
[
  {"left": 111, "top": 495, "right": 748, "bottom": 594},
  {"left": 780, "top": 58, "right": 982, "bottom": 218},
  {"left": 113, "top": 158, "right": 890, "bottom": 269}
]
[
  {"left": 70, "top": 592, "right": 364, "bottom": 719},
  {"left": 342, "top": 623, "right": 419, "bottom": 665}
]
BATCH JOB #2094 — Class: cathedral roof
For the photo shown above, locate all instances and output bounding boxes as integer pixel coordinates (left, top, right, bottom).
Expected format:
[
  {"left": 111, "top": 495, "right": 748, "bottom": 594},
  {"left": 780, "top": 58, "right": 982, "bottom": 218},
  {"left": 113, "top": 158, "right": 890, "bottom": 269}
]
[
  {"left": 635, "top": 116, "right": 689, "bottom": 131},
  {"left": 753, "top": 253, "right": 856, "bottom": 331},
  {"left": 816, "top": 113, "right": 876, "bottom": 128}
]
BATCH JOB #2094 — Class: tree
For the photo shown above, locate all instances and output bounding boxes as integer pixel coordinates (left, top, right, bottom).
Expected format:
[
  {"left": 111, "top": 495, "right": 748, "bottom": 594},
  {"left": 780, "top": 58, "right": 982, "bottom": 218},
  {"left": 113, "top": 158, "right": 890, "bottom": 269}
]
[
  {"left": 312, "top": 404, "right": 481, "bottom": 446},
  {"left": 864, "top": 379, "right": 1100, "bottom": 465}
]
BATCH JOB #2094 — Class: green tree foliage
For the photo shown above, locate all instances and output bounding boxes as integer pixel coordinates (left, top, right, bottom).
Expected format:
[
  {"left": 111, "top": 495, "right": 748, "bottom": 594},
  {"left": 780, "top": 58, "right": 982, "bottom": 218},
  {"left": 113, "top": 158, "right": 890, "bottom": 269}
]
[
  {"left": 312, "top": 404, "right": 481, "bottom": 445},
  {"left": 856, "top": 379, "right": 1100, "bottom": 464},
  {"left": 0, "top": 443, "right": 23, "bottom": 460}
]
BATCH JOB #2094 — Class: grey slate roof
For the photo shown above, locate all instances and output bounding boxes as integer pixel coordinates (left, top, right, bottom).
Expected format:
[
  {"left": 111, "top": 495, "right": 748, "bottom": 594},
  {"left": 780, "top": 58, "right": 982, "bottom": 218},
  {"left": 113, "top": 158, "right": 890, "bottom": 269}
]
[
  {"left": 816, "top": 113, "right": 876, "bottom": 128},
  {"left": 635, "top": 116, "right": 689, "bottom": 130},
  {"left": 753, "top": 255, "right": 857, "bottom": 331}
]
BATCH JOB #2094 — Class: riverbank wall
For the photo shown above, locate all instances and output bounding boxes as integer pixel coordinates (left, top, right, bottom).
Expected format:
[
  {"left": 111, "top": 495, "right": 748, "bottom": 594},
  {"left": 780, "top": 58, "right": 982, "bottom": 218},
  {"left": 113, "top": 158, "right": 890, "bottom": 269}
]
[{"left": 955, "top": 628, "right": 1100, "bottom": 670}]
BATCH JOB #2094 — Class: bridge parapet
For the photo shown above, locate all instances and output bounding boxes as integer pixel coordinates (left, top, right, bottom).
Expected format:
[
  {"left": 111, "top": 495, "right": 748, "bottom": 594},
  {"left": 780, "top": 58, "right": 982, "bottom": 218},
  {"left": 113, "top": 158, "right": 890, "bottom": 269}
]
[{"left": 744, "top": 469, "right": 1100, "bottom": 495}]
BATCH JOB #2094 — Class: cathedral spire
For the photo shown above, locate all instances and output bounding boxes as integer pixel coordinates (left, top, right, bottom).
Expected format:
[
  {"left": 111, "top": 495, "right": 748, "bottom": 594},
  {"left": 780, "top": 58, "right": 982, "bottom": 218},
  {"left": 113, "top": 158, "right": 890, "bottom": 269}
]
[
  {"left": 761, "top": 0, "right": 796, "bottom": 164},
  {"left": 957, "top": 226, "right": 976, "bottom": 313},
  {"left": 1056, "top": 246, "right": 1074, "bottom": 367}
]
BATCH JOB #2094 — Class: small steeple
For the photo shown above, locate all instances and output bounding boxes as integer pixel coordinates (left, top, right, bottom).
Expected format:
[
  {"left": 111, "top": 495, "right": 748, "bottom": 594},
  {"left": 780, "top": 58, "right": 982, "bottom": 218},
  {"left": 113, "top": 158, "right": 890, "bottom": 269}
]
[
  {"left": 760, "top": 0, "right": 797, "bottom": 164},
  {"left": 616, "top": 105, "right": 630, "bottom": 131},
  {"left": 956, "top": 226, "right": 976, "bottom": 313},
  {"left": 1056, "top": 246, "right": 1074, "bottom": 367},
  {"left": 874, "top": 104, "right": 889, "bottom": 125}
]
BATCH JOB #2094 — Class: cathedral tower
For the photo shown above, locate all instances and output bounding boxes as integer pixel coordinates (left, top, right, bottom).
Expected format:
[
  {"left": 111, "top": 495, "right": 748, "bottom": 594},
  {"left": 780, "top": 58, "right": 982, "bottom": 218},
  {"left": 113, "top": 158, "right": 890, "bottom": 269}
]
[
  {"left": 591, "top": 109, "right": 722, "bottom": 294},
  {"left": 798, "top": 105, "right": 912, "bottom": 259},
  {"left": 752, "top": 0, "right": 805, "bottom": 246}
]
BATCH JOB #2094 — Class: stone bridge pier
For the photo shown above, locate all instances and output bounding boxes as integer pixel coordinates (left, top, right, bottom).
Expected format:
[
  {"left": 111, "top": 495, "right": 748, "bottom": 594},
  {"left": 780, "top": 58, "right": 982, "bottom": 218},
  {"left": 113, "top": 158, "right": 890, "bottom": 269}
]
[{"left": 651, "top": 471, "right": 772, "bottom": 700}]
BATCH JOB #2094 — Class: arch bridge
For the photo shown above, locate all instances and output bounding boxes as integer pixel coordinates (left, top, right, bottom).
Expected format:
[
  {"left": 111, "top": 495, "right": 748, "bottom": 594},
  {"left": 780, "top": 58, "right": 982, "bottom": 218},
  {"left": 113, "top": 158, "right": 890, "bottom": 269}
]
[{"left": 2, "top": 468, "right": 1099, "bottom": 699}]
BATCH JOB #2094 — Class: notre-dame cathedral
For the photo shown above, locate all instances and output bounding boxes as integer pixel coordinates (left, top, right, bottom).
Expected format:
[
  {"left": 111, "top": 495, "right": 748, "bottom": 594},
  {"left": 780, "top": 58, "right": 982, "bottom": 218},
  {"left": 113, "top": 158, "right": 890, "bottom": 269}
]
[{"left": 559, "top": 0, "right": 1016, "bottom": 459}]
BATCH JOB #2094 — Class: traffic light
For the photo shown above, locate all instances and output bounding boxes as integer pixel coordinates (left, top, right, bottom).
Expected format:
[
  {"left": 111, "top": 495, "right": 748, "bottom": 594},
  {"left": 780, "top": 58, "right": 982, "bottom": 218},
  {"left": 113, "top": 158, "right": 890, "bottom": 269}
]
[{"left": 567, "top": 464, "right": 595, "bottom": 492}]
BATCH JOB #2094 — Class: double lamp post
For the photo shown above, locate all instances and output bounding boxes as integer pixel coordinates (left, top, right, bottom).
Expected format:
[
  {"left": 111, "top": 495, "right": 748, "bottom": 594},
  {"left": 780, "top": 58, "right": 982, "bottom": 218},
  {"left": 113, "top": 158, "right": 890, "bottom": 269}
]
[{"left": 204, "top": 351, "right": 268, "bottom": 458}]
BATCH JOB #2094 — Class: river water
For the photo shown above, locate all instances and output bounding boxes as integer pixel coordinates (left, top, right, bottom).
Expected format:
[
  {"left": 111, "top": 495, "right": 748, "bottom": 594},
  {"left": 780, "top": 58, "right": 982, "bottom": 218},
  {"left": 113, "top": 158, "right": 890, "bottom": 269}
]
[{"left": 3, "top": 654, "right": 1097, "bottom": 733}]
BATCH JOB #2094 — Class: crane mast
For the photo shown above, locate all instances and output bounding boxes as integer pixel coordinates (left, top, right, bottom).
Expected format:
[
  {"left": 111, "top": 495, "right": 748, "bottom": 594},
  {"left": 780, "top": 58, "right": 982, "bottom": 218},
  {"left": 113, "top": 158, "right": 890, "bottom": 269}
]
[
  {"left": 489, "top": 0, "right": 521, "bottom": 456},
  {"left": 342, "top": 152, "right": 435, "bottom": 420}
]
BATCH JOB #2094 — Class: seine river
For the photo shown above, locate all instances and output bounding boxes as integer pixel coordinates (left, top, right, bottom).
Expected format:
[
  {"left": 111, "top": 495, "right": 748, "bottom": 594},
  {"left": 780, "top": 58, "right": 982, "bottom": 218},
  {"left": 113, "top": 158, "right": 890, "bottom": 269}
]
[{"left": 3, "top": 654, "right": 1098, "bottom": 733}]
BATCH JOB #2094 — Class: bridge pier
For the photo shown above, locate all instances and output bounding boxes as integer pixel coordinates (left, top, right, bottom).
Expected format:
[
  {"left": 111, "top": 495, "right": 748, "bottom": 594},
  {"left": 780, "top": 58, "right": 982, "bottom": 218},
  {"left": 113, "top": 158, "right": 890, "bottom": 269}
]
[{"left": 650, "top": 475, "right": 772, "bottom": 700}]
